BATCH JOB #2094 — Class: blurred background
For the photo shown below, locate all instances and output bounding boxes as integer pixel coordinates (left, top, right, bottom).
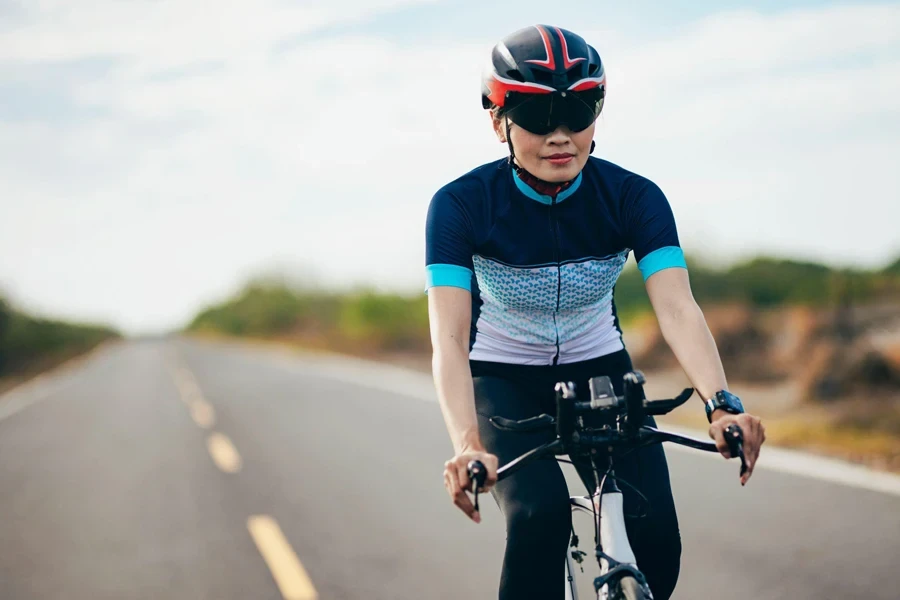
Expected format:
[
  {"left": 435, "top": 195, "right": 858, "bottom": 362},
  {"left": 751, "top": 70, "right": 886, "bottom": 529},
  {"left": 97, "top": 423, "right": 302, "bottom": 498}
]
[{"left": 2, "top": 1, "right": 899, "bottom": 599}]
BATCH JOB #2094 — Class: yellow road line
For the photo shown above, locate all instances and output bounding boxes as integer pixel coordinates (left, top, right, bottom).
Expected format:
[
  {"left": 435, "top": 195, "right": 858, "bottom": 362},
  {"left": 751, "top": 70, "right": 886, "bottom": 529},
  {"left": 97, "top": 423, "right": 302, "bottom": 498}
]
[
  {"left": 247, "top": 515, "right": 318, "bottom": 600},
  {"left": 172, "top": 367, "right": 202, "bottom": 404},
  {"left": 190, "top": 399, "right": 216, "bottom": 429},
  {"left": 206, "top": 432, "right": 242, "bottom": 473}
]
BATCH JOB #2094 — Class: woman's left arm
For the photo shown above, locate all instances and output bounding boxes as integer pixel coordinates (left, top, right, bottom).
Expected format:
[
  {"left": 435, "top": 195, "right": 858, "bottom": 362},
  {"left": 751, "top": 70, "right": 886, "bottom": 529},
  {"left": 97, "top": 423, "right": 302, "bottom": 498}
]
[{"left": 645, "top": 267, "right": 766, "bottom": 485}]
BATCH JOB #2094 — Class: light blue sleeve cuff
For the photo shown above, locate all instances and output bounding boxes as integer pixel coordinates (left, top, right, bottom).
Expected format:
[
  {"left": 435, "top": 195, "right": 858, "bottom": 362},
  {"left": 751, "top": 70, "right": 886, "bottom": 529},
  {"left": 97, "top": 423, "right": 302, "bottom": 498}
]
[
  {"left": 637, "top": 246, "right": 687, "bottom": 281},
  {"left": 425, "top": 264, "right": 473, "bottom": 293}
]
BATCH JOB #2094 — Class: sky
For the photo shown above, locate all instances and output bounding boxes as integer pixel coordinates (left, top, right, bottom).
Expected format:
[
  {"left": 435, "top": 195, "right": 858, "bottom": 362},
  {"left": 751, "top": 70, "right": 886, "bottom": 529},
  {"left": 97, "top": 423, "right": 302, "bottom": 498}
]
[{"left": 1, "top": 0, "right": 898, "bottom": 334}]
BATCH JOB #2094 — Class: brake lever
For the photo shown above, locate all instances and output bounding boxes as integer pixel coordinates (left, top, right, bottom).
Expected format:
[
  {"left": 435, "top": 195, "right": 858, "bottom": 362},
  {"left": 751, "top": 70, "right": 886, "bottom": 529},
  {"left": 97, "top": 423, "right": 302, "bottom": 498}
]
[
  {"left": 724, "top": 424, "right": 747, "bottom": 479},
  {"left": 489, "top": 413, "right": 555, "bottom": 432}
]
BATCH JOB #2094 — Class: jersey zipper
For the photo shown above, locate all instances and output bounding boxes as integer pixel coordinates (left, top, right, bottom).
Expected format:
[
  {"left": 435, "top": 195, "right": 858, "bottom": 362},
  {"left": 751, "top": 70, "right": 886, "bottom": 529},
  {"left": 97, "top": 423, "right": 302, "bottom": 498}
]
[{"left": 550, "top": 197, "right": 562, "bottom": 365}]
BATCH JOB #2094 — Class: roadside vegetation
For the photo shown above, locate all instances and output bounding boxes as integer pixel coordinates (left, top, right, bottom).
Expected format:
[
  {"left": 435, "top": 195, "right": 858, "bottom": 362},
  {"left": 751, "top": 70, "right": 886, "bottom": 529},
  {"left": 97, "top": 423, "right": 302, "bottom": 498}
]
[{"left": 0, "top": 296, "right": 120, "bottom": 391}]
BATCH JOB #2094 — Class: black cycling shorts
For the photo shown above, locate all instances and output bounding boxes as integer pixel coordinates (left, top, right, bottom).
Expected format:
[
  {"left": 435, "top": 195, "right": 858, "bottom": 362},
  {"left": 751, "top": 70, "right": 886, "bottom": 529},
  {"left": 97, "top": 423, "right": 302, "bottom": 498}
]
[{"left": 471, "top": 349, "right": 682, "bottom": 600}]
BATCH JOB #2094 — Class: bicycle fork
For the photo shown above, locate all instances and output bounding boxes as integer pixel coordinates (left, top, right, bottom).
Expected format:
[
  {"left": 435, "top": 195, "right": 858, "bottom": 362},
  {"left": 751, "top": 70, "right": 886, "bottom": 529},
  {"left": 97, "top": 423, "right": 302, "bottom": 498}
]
[{"left": 567, "top": 477, "right": 651, "bottom": 599}]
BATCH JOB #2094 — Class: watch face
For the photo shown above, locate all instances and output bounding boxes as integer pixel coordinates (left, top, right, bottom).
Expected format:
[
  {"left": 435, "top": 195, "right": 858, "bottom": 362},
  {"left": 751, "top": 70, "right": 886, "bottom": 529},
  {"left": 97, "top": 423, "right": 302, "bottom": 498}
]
[{"left": 720, "top": 391, "right": 744, "bottom": 413}]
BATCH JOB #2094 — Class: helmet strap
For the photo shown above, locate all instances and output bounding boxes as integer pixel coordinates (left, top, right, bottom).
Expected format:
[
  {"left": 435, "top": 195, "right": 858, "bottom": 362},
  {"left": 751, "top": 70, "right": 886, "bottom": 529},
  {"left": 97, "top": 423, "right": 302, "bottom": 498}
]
[{"left": 505, "top": 115, "right": 516, "bottom": 165}]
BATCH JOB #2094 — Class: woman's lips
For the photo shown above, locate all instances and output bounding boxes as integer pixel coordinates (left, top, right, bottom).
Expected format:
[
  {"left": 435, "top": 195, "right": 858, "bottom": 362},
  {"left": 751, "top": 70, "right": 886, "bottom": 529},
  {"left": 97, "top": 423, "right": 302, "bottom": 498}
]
[{"left": 545, "top": 154, "right": 574, "bottom": 165}]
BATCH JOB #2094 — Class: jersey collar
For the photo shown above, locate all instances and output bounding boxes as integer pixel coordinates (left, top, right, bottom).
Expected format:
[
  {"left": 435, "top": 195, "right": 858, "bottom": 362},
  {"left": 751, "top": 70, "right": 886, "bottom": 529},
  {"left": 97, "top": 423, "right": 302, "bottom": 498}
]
[{"left": 512, "top": 169, "right": 583, "bottom": 205}]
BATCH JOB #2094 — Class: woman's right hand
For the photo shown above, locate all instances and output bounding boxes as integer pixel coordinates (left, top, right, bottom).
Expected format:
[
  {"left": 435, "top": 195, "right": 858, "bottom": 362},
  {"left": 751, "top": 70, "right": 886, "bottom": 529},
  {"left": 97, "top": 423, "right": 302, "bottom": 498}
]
[{"left": 443, "top": 449, "right": 498, "bottom": 523}]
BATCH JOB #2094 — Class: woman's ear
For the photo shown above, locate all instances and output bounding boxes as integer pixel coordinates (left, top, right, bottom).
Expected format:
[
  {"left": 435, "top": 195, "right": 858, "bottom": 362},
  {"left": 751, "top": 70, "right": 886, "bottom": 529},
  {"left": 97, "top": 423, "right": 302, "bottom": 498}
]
[{"left": 491, "top": 113, "right": 507, "bottom": 143}]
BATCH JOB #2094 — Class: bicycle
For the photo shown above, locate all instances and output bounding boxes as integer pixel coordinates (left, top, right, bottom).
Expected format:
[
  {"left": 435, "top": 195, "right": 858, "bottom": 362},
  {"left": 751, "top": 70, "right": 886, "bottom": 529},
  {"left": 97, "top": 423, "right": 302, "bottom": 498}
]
[{"left": 467, "top": 371, "right": 747, "bottom": 600}]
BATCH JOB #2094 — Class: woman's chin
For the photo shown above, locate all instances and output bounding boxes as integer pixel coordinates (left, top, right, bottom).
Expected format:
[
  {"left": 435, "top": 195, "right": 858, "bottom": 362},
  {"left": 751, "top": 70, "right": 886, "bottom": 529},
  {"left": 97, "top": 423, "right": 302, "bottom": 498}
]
[{"left": 534, "top": 161, "right": 581, "bottom": 182}]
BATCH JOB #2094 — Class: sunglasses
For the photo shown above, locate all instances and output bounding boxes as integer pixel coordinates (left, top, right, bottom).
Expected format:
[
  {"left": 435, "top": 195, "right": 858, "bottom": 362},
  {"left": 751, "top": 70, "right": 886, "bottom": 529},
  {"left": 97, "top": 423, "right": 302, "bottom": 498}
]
[{"left": 504, "top": 88, "right": 605, "bottom": 136}]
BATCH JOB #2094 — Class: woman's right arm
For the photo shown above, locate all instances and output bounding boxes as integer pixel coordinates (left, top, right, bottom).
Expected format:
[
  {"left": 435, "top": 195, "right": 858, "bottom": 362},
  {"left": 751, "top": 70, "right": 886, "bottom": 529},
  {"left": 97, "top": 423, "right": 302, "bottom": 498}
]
[
  {"left": 428, "top": 286, "right": 479, "bottom": 454},
  {"left": 428, "top": 286, "right": 498, "bottom": 522}
]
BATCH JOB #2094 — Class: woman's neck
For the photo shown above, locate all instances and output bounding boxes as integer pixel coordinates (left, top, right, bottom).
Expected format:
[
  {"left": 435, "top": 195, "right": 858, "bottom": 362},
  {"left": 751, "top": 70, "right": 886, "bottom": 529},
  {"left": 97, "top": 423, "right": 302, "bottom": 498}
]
[{"left": 511, "top": 162, "right": 575, "bottom": 199}]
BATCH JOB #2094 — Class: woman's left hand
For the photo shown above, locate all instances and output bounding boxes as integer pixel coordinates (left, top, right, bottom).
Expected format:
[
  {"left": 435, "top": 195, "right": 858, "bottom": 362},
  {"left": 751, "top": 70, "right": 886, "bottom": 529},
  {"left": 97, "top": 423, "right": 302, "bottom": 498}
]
[{"left": 708, "top": 410, "right": 766, "bottom": 485}]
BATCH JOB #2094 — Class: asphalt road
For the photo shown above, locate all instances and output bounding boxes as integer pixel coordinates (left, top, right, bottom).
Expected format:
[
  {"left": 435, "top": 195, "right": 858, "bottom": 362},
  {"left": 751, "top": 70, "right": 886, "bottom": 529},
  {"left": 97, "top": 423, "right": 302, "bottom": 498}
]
[{"left": 1, "top": 338, "right": 898, "bottom": 600}]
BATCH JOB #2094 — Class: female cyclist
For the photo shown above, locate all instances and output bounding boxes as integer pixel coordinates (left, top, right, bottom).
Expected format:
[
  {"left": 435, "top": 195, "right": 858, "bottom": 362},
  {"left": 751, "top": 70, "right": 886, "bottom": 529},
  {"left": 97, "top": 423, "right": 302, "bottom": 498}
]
[{"left": 425, "top": 25, "right": 766, "bottom": 600}]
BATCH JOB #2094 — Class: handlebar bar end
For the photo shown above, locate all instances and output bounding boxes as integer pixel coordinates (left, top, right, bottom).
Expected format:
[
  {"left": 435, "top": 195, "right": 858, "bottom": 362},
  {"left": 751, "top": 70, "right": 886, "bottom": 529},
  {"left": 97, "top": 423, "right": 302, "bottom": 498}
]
[{"left": 467, "top": 460, "right": 487, "bottom": 489}]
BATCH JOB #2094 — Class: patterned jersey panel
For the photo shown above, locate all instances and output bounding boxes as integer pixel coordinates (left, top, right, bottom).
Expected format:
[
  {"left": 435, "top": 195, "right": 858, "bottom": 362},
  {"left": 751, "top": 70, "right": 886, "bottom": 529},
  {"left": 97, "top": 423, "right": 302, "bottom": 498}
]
[{"left": 425, "top": 157, "right": 687, "bottom": 365}]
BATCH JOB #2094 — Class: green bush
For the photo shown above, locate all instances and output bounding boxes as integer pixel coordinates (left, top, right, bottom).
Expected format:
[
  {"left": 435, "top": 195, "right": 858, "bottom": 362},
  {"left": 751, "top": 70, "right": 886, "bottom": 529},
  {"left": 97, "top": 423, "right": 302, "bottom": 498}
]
[
  {"left": 0, "top": 298, "right": 10, "bottom": 373},
  {"left": 0, "top": 297, "right": 120, "bottom": 376},
  {"left": 338, "top": 292, "right": 429, "bottom": 350},
  {"left": 185, "top": 254, "right": 900, "bottom": 353},
  {"left": 884, "top": 256, "right": 900, "bottom": 275},
  {"left": 611, "top": 255, "right": 899, "bottom": 317},
  {"left": 189, "top": 284, "right": 342, "bottom": 336}
]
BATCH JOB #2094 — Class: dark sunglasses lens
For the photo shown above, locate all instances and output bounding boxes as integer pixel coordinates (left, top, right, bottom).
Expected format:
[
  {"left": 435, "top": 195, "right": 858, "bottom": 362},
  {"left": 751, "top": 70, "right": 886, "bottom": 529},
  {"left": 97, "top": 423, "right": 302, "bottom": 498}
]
[
  {"left": 506, "top": 95, "right": 557, "bottom": 134},
  {"left": 565, "top": 89, "right": 604, "bottom": 132},
  {"left": 505, "top": 89, "right": 604, "bottom": 134}
]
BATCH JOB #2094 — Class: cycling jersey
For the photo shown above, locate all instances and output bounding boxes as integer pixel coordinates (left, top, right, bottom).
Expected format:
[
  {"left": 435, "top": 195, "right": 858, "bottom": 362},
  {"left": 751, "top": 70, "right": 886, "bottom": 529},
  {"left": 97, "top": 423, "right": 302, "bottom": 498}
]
[{"left": 425, "top": 157, "right": 687, "bottom": 365}]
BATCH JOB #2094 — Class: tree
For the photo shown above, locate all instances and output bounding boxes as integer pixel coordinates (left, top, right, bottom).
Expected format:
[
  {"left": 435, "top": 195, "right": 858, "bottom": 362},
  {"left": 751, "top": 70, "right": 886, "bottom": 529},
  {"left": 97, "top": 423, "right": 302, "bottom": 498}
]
[
  {"left": 884, "top": 255, "right": 900, "bottom": 275},
  {"left": 0, "top": 297, "right": 10, "bottom": 375}
]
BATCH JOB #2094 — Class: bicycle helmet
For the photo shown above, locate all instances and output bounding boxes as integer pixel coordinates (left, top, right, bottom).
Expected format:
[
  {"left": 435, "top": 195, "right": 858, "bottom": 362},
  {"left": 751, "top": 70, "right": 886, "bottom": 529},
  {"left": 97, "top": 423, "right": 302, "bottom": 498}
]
[{"left": 482, "top": 25, "right": 606, "bottom": 135}]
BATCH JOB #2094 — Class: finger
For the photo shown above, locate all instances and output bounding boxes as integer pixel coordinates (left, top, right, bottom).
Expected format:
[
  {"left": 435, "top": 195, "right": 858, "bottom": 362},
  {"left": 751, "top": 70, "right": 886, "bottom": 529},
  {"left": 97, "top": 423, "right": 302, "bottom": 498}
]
[
  {"left": 444, "top": 468, "right": 460, "bottom": 500},
  {"left": 444, "top": 460, "right": 455, "bottom": 487},
  {"left": 455, "top": 459, "right": 476, "bottom": 494},
  {"left": 445, "top": 463, "right": 467, "bottom": 496},
  {"left": 755, "top": 418, "right": 767, "bottom": 451},
  {"left": 740, "top": 420, "right": 762, "bottom": 485},
  {"left": 454, "top": 460, "right": 483, "bottom": 522},
  {"left": 445, "top": 469, "right": 480, "bottom": 522},
  {"left": 454, "top": 488, "right": 480, "bottom": 522},
  {"left": 741, "top": 449, "right": 757, "bottom": 485},
  {"left": 751, "top": 420, "right": 762, "bottom": 465},
  {"left": 745, "top": 417, "right": 762, "bottom": 466},
  {"left": 709, "top": 423, "right": 731, "bottom": 458},
  {"left": 746, "top": 434, "right": 760, "bottom": 477},
  {"left": 743, "top": 446, "right": 756, "bottom": 481},
  {"left": 749, "top": 416, "right": 761, "bottom": 439}
]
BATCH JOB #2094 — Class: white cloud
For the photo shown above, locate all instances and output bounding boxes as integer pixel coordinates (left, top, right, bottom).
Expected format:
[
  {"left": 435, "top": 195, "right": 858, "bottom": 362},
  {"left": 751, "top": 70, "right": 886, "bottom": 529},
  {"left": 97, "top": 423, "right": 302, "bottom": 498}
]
[
  {"left": 582, "top": 4, "right": 900, "bottom": 266},
  {"left": 1, "top": 2, "right": 898, "bottom": 333},
  {"left": 0, "top": 0, "right": 437, "bottom": 67}
]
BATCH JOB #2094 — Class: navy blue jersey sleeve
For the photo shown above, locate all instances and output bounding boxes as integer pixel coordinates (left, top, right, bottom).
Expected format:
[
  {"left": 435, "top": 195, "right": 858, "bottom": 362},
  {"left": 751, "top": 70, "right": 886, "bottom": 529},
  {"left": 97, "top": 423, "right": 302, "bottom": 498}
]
[
  {"left": 424, "top": 188, "right": 475, "bottom": 292},
  {"left": 623, "top": 178, "right": 688, "bottom": 281}
]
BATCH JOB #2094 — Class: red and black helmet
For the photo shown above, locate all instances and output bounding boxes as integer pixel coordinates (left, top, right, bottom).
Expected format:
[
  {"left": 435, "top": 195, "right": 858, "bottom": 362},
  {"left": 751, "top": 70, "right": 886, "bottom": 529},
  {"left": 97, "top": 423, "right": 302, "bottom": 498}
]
[{"left": 481, "top": 25, "right": 606, "bottom": 111}]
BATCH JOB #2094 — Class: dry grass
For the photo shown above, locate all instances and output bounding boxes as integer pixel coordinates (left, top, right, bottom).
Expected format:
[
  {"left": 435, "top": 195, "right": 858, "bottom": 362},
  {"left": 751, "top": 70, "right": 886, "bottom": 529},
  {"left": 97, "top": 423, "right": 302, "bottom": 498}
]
[{"left": 765, "top": 418, "right": 900, "bottom": 471}]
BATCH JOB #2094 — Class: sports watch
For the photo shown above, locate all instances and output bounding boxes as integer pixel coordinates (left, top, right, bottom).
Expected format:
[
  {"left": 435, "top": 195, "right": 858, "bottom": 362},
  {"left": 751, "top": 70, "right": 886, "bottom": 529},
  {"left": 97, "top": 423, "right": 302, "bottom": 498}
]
[{"left": 705, "top": 390, "right": 745, "bottom": 423}]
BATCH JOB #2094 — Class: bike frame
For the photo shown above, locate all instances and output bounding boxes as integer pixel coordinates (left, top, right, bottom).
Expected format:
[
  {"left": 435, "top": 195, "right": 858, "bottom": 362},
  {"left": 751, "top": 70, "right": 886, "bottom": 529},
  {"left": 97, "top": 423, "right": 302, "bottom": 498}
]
[{"left": 564, "top": 458, "right": 640, "bottom": 600}]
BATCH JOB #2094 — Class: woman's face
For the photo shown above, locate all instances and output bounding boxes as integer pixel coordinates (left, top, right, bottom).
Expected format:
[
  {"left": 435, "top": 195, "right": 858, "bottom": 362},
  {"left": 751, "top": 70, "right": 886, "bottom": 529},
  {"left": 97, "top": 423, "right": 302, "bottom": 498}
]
[{"left": 493, "top": 115, "right": 594, "bottom": 182}]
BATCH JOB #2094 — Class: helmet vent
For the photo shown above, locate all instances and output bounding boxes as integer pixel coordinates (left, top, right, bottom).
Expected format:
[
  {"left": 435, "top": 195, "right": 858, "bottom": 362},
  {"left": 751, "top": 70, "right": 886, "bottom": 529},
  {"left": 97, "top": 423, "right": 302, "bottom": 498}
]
[
  {"left": 588, "top": 62, "right": 600, "bottom": 75},
  {"left": 531, "top": 69, "right": 553, "bottom": 85},
  {"left": 506, "top": 69, "right": 525, "bottom": 82}
]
